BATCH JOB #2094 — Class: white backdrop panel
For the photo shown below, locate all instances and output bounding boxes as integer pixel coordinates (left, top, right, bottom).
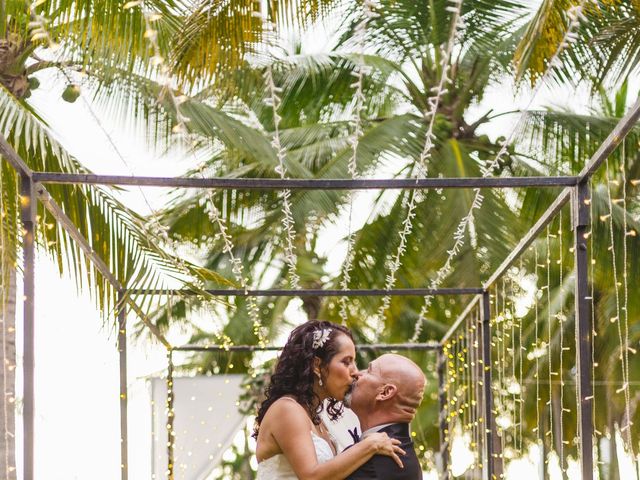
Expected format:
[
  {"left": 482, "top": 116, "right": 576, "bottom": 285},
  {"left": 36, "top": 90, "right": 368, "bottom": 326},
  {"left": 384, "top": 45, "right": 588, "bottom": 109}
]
[{"left": 150, "top": 376, "right": 245, "bottom": 480}]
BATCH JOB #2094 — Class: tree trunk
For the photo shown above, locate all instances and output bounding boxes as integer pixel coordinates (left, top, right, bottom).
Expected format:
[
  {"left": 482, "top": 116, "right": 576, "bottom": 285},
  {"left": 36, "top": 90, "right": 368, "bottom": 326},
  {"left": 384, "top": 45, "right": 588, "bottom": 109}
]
[
  {"left": 301, "top": 280, "right": 323, "bottom": 320},
  {"left": 0, "top": 34, "right": 29, "bottom": 98},
  {"left": 301, "top": 295, "right": 321, "bottom": 320},
  {"left": 0, "top": 265, "right": 17, "bottom": 480}
]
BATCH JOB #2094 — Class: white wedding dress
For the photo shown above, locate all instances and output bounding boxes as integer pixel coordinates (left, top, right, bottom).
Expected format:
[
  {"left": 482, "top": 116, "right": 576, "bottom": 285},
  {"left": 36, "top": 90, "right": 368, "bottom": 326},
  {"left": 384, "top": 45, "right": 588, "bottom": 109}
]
[{"left": 256, "top": 431, "right": 335, "bottom": 479}]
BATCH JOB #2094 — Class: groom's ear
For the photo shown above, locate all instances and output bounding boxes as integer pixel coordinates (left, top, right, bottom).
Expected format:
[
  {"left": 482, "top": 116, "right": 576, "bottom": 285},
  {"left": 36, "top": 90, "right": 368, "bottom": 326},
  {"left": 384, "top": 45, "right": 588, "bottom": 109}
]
[{"left": 376, "top": 383, "right": 398, "bottom": 401}]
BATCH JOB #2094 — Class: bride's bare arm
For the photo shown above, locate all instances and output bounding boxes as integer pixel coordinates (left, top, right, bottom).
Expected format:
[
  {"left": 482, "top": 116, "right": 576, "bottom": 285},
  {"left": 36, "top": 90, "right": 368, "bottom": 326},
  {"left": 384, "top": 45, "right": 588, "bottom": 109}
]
[{"left": 266, "top": 401, "right": 405, "bottom": 480}]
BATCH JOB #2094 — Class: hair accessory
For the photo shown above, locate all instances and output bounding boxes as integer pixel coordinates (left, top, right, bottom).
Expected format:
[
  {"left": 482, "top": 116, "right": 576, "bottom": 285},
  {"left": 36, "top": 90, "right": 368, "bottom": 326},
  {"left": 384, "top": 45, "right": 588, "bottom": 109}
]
[{"left": 312, "top": 328, "right": 332, "bottom": 350}]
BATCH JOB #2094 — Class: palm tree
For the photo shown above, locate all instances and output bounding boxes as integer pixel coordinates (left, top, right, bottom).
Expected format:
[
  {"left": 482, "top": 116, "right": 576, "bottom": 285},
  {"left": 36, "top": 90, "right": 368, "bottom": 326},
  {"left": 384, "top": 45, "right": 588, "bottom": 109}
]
[
  {"left": 2, "top": 0, "right": 631, "bottom": 476},
  {"left": 0, "top": 77, "right": 217, "bottom": 479},
  {"left": 513, "top": 0, "right": 640, "bottom": 88},
  {"left": 0, "top": 0, "right": 292, "bottom": 473},
  {"left": 151, "top": 0, "right": 534, "bottom": 462},
  {"left": 1, "top": 1, "right": 352, "bottom": 474},
  {"left": 154, "top": 0, "right": 640, "bottom": 476}
]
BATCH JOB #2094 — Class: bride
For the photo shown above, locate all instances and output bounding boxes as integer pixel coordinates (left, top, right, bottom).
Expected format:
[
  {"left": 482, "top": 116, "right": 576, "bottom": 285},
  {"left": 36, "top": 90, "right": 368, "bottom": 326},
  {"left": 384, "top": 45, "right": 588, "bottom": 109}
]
[{"left": 254, "top": 320, "right": 405, "bottom": 479}]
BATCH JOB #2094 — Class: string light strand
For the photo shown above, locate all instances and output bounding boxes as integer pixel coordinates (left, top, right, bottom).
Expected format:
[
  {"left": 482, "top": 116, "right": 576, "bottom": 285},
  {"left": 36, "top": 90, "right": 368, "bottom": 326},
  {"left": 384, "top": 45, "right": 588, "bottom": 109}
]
[
  {"left": 379, "top": 0, "right": 465, "bottom": 326},
  {"left": 338, "top": 0, "right": 378, "bottom": 323},
  {"left": 263, "top": 62, "right": 301, "bottom": 289},
  {"left": 410, "top": 0, "right": 596, "bottom": 341}
]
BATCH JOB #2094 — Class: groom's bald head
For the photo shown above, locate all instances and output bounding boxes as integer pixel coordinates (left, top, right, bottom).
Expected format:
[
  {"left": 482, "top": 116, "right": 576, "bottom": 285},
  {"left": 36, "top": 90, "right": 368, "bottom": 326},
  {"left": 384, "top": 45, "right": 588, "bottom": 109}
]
[
  {"left": 379, "top": 354, "right": 426, "bottom": 413},
  {"left": 347, "top": 354, "right": 426, "bottom": 430}
]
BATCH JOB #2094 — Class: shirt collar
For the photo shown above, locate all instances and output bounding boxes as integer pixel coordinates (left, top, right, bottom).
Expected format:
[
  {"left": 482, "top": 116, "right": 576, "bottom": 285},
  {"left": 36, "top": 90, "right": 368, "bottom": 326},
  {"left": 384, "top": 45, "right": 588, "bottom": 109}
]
[{"left": 361, "top": 423, "right": 396, "bottom": 438}]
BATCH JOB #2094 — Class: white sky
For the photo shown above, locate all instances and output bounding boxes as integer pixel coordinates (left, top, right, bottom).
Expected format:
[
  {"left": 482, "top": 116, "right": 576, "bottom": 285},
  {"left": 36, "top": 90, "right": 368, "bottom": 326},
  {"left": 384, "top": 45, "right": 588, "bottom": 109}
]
[{"left": 10, "top": 7, "right": 640, "bottom": 479}]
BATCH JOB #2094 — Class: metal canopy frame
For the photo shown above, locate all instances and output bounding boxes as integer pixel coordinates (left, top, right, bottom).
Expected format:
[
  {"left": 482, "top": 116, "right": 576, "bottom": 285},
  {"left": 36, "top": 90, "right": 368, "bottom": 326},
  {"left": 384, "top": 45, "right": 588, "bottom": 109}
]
[{"left": 3, "top": 94, "right": 639, "bottom": 480}]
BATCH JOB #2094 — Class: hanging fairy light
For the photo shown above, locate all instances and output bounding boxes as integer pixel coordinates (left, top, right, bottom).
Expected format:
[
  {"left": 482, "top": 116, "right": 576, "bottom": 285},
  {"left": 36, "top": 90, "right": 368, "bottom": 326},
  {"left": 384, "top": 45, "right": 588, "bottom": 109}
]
[
  {"left": 557, "top": 212, "right": 566, "bottom": 474},
  {"left": 123, "top": 1, "right": 267, "bottom": 344},
  {"left": 263, "top": 61, "right": 301, "bottom": 290},
  {"left": 471, "top": 310, "right": 481, "bottom": 473},
  {"left": 338, "top": 0, "right": 378, "bottom": 323},
  {"left": 410, "top": 0, "right": 598, "bottom": 342},
  {"left": 497, "top": 281, "right": 508, "bottom": 455},
  {"left": 166, "top": 349, "right": 176, "bottom": 480},
  {"left": 532, "top": 244, "right": 542, "bottom": 451},
  {"left": 545, "top": 225, "right": 554, "bottom": 473},
  {"left": 378, "top": 0, "right": 465, "bottom": 324},
  {"left": 508, "top": 275, "right": 518, "bottom": 454},
  {"left": 604, "top": 157, "right": 634, "bottom": 457},
  {"left": 204, "top": 202, "right": 266, "bottom": 347},
  {"left": 620, "top": 142, "right": 634, "bottom": 446},
  {"left": 256, "top": 6, "right": 303, "bottom": 291},
  {"left": 126, "top": 3, "right": 204, "bottom": 282},
  {"left": 517, "top": 261, "right": 524, "bottom": 456}
]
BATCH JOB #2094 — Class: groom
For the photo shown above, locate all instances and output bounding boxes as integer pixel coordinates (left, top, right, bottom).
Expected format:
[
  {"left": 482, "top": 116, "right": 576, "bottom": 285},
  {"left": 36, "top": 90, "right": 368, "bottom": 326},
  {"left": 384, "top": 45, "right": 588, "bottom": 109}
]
[{"left": 343, "top": 353, "right": 426, "bottom": 479}]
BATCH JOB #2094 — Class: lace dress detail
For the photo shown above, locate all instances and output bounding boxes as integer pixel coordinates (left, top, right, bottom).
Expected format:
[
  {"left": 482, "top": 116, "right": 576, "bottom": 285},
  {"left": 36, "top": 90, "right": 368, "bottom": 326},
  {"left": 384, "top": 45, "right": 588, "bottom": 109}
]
[{"left": 256, "top": 431, "right": 335, "bottom": 480}]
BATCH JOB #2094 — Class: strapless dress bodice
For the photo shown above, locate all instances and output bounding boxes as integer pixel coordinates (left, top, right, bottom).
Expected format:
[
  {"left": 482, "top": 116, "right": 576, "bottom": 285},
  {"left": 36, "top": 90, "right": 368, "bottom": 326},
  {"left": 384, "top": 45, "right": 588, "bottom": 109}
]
[{"left": 256, "top": 431, "right": 335, "bottom": 480}]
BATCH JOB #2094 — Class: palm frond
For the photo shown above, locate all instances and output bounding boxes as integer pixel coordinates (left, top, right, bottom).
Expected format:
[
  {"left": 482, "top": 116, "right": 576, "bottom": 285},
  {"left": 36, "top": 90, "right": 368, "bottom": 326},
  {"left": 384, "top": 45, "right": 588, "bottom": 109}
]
[
  {"left": 517, "top": 109, "right": 640, "bottom": 176},
  {"left": 587, "top": 2, "right": 640, "bottom": 84},
  {"left": 37, "top": 0, "right": 179, "bottom": 75},
  {"left": 170, "top": 0, "right": 261, "bottom": 89},
  {"left": 0, "top": 84, "right": 228, "bottom": 321},
  {"left": 512, "top": 0, "right": 624, "bottom": 86}
]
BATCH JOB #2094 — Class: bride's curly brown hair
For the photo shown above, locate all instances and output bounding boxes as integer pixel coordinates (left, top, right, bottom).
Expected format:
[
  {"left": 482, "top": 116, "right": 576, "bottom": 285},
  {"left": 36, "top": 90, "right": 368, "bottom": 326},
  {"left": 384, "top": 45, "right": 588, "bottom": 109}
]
[{"left": 253, "top": 320, "right": 353, "bottom": 437}]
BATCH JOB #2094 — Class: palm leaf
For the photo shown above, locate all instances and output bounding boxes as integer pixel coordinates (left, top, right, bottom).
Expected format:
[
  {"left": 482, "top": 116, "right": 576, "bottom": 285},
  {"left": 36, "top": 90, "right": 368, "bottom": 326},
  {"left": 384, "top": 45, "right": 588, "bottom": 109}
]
[{"left": 0, "top": 84, "right": 228, "bottom": 322}]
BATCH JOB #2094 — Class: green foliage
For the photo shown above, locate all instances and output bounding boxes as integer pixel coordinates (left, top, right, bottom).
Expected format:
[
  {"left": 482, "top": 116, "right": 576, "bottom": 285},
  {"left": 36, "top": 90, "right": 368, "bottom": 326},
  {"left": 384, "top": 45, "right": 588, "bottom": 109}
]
[
  {"left": 153, "top": 3, "right": 640, "bottom": 476},
  {"left": 2, "top": 0, "right": 640, "bottom": 475}
]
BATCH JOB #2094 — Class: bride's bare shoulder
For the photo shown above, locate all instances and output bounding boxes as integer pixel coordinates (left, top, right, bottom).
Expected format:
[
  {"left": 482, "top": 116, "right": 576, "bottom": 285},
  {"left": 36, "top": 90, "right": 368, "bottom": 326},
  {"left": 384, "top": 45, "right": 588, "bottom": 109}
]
[
  {"left": 263, "top": 397, "right": 310, "bottom": 427},
  {"left": 267, "top": 396, "right": 305, "bottom": 413}
]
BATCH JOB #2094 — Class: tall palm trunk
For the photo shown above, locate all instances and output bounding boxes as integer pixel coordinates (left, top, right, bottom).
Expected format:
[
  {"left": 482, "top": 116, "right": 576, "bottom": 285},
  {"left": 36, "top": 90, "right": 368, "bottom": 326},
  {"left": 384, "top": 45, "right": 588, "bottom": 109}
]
[
  {"left": 301, "top": 280, "right": 323, "bottom": 320},
  {"left": 0, "top": 33, "right": 29, "bottom": 98},
  {"left": 0, "top": 265, "right": 16, "bottom": 480}
]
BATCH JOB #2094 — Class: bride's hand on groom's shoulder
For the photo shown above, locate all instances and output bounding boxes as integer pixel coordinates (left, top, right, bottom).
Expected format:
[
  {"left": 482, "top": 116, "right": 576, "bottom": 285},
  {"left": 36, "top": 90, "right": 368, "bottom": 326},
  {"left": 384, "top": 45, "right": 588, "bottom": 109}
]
[{"left": 361, "top": 432, "right": 406, "bottom": 468}]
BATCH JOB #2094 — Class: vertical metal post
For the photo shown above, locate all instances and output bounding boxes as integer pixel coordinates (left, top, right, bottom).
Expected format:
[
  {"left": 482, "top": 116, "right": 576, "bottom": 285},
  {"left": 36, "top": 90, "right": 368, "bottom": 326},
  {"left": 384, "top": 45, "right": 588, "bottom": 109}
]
[
  {"left": 167, "top": 349, "right": 175, "bottom": 480},
  {"left": 20, "top": 174, "right": 35, "bottom": 480},
  {"left": 117, "top": 291, "right": 128, "bottom": 480},
  {"left": 481, "top": 290, "right": 502, "bottom": 479},
  {"left": 572, "top": 182, "right": 594, "bottom": 480},
  {"left": 437, "top": 345, "right": 449, "bottom": 480}
]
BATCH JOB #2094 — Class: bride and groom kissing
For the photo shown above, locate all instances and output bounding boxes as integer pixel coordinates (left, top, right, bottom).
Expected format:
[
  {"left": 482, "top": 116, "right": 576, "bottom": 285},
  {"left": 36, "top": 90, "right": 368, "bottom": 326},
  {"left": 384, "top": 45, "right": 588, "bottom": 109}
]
[{"left": 253, "top": 320, "right": 426, "bottom": 479}]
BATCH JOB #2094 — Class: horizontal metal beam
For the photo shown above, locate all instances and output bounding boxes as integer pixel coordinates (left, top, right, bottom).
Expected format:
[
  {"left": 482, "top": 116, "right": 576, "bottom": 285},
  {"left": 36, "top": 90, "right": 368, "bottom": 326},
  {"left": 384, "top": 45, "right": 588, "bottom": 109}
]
[
  {"left": 35, "top": 185, "right": 171, "bottom": 349},
  {"left": 578, "top": 96, "right": 640, "bottom": 182},
  {"left": 440, "top": 294, "right": 481, "bottom": 344},
  {"left": 483, "top": 187, "right": 572, "bottom": 289},
  {"left": 173, "top": 342, "right": 441, "bottom": 352},
  {"left": 129, "top": 287, "right": 483, "bottom": 297},
  {"left": 32, "top": 173, "right": 578, "bottom": 190}
]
